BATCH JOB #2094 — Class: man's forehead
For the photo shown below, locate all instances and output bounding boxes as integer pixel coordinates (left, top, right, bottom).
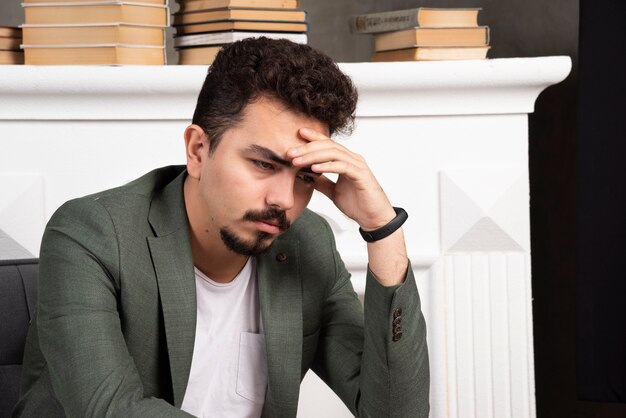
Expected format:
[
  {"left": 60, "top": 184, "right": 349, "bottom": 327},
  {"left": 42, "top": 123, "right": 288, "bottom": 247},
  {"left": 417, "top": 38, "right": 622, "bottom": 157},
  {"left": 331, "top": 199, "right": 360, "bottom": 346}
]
[
  {"left": 242, "top": 96, "right": 330, "bottom": 136},
  {"left": 235, "top": 125, "right": 309, "bottom": 153}
]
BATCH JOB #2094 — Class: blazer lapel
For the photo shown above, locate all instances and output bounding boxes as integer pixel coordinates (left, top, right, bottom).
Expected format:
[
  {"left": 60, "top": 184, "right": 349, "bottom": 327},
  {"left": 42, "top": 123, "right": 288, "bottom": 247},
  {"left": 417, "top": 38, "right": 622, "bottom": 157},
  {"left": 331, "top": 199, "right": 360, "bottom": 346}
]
[
  {"left": 257, "top": 239, "right": 303, "bottom": 418},
  {"left": 147, "top": 170, "right": 197, "bottom": 408}
]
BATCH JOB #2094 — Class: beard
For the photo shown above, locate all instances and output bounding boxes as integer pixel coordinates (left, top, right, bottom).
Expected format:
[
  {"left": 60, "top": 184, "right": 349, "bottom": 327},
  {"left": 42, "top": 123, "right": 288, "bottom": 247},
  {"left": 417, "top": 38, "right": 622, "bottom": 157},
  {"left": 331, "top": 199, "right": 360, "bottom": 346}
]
[
  {"left": 219, "top": 206, "right": 290, "bottom": 256},
  {"left": 219, "top": 227, "right": 273, "bottom": 256}
]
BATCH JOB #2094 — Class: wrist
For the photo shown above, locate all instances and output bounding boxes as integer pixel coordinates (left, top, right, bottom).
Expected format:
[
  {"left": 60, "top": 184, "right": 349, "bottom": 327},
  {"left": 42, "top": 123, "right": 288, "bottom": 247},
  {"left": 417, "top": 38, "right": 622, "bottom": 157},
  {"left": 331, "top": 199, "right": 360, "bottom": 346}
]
[
  {"left": 358, "top": 207, "right": 397, "bottom": 231},
  {"left": 359, "top": 207, "right": 408, "bottom": 243}
]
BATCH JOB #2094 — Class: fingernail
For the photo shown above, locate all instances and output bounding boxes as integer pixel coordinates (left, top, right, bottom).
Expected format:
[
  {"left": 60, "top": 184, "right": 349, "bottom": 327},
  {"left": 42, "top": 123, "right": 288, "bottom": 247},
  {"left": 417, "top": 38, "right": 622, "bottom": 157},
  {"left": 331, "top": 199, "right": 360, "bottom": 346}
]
[
  {"left": 293, "top": 157, "right": 303, "bottom": 164},
  {"left": 288, "top": 148, "right": 298, "bottom": 156}
]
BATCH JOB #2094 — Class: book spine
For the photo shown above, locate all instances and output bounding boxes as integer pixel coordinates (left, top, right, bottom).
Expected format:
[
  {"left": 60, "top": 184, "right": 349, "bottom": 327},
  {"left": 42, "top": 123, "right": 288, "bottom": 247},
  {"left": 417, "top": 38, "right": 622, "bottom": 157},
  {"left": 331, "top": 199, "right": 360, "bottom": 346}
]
[
  {"left": 348, "top": 9, "right": 419, "bottom": 34},
  {"left": 174, "top": 32, "right": 307, "bottom": 47}
]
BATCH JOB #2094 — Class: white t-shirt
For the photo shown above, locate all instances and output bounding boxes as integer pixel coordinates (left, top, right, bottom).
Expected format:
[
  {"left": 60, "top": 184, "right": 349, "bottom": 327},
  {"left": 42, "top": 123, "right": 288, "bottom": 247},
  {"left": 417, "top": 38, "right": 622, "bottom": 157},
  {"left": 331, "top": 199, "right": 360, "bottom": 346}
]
[{"left": 181, "top": 257, "right": 267, "bottom": 418}]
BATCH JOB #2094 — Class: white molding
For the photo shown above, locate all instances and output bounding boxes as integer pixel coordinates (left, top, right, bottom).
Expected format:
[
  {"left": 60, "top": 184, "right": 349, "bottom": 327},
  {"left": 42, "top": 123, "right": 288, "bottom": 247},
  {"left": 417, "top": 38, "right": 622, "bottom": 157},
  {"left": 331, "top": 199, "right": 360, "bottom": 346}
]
[
  {"left": 0, "top": 57, "right": 571, "bottom": 120},
  {"left": 343, "top": 254, "right": 439, "bottom": 271},
  {"left": 346, "top": 57, "right": 571, "bottom": 117}
]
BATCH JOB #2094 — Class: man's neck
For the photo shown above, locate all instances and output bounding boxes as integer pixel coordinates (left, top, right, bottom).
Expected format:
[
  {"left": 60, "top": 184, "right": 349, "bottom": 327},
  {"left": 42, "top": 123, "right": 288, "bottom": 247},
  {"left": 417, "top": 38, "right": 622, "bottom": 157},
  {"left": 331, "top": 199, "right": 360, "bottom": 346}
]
[{"left": 191, "top": 234, "right": 249, "bottom": 284}]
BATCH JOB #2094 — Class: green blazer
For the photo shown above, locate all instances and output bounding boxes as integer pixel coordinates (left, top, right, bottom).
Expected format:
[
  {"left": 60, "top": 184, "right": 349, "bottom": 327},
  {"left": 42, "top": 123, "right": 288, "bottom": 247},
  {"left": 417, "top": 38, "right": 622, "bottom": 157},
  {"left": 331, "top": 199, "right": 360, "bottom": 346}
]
[{"left": 14, "top": 166, "right": 429, "bottom": 418}]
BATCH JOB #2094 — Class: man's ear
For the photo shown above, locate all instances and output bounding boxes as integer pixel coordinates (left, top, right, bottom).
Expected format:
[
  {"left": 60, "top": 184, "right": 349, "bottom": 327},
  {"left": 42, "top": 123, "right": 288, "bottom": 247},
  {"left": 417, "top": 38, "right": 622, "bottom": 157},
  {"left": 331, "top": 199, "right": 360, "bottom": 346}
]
[{"left": 185, "top": 124, "right": 209, "bottom": 179}]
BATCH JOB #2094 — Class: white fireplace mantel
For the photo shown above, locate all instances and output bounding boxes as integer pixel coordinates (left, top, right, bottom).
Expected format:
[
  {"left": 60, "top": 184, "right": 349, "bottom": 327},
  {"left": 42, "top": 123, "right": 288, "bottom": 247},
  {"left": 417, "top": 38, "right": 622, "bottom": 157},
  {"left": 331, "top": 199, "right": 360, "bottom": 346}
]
[
  {"left": 0, "top": 56, "right": 570, "bottom": 120},
  {"left": 0, "top": 57, "right": 571, "bottom": 418}
]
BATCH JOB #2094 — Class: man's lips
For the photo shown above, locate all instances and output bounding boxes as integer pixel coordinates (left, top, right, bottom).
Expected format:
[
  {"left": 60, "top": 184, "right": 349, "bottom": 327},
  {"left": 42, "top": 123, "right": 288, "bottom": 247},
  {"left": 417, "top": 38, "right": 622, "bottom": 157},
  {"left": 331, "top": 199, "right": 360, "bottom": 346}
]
[
  {"left": 243, "top": 208, "right": 290, "bottom": 233},
  {"left": 252, "top": 220, "right": 282, "bottom": 234}
]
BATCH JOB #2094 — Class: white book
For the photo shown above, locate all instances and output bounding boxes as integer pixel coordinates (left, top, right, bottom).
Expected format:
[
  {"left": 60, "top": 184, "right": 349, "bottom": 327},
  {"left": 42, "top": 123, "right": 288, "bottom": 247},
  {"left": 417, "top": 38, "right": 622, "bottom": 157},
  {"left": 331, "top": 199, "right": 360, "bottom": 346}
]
[{"left": 174, "top": 30, "right": 307, "bottom": 48}]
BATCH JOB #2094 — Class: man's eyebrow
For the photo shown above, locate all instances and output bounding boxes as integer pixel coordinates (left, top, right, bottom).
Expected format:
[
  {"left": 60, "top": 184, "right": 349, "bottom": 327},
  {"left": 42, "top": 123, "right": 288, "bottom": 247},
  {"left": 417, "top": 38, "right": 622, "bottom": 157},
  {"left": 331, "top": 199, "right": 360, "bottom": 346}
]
[
  {"left": 299, "top": 166, "right": 318, "bottom": 175},
  {"left": 245, "top": 144, "right": 292, "bottom": 168},
  {"left": 245, "top": 144, "right": 320, "bottom": 176}
]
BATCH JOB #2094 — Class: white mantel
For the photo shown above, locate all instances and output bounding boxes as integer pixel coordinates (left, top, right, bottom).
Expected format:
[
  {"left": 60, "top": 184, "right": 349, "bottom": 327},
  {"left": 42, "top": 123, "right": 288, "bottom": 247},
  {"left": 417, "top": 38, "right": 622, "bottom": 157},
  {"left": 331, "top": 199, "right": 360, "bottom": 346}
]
[
  {"left": 0, "top": 57, "right": 571, "bottom": 418},
  {"left": 0, "top": 57, "right": 569, "bottom": 119}
]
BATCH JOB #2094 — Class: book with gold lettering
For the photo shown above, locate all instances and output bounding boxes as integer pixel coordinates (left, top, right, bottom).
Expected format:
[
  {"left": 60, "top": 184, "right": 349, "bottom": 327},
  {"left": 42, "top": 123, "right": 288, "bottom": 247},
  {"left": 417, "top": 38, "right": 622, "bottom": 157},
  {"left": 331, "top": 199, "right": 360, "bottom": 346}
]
[{"left": 349, "top": 7, "right": 481, "bottom": 33}]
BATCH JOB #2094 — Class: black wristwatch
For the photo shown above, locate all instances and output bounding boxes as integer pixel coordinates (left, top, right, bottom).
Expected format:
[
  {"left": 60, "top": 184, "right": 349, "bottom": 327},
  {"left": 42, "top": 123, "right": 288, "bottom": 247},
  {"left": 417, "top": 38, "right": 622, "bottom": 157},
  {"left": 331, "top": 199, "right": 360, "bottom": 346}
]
[{"left": 359, "top": 207, "right": 408, "bottom": 242}]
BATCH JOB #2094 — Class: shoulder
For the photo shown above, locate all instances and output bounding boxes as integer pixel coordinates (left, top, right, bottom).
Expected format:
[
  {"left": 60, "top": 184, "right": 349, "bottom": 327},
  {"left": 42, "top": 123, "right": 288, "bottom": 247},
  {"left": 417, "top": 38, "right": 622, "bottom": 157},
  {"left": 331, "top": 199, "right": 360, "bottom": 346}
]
[
  {"left": 52, "top": 165, "right": 185, "bottom": 221},
  {"left": 85, "top": 165, "right": 185, "bottom": 205},
  {"left": 46, "top": 165, "right": 186, "bottom": 245}
]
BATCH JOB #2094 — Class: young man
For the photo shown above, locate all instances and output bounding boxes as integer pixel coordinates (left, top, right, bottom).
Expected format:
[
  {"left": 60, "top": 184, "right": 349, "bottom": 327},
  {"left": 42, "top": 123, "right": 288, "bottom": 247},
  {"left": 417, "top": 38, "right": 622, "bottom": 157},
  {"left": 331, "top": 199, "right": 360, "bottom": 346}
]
[{"left": 14, "top": 38, "right": 429, "bottom": 417}]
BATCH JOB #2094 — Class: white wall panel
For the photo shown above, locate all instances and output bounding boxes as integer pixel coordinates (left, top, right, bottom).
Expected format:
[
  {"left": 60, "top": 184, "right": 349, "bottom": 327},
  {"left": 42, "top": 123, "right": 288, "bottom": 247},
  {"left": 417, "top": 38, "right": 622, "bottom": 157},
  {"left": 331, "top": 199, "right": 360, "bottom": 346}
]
[
  {"left": 490, "top": 255, "right": 513, "bottom": 418},
  {"left": 436, "top": 254, "right": 533, "bottom": 418}
]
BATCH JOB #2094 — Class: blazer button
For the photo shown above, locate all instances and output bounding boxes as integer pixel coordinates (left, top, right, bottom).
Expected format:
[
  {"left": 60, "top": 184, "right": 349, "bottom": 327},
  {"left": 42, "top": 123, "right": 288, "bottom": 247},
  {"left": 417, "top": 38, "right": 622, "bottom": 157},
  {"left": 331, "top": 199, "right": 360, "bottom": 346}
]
[
  {"left": 392, "top": 308, "right": 402, "bottom": 319},
  {"left": 392, "top": 332, "right": 403, "bottom": 342},
  {"left": 392, "top": 316, "right": 402, "bottom": 327},
  {"left": 393, "top": 324, "right": 402, "bottom": 334},
  {"left": 276, "top": 253, "right": 287, "bottom": 262}
]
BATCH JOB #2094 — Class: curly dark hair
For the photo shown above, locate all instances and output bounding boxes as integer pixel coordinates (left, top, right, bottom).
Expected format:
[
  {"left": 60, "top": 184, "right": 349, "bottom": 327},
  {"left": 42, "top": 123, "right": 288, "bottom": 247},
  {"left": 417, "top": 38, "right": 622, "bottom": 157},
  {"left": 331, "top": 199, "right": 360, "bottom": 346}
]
[{"left": 192, "top": 37, "right": 358, "bottom": 154}]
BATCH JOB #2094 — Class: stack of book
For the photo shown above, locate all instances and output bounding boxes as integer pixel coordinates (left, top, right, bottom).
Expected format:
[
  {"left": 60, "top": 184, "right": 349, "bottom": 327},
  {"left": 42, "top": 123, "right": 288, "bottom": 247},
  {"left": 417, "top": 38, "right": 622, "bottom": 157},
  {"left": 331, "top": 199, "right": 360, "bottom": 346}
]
[
  {"left": 0, "top": 27, "right": 23, "bottom": 65},
  {"left": 349, "top": 7, "right": 490, "bottom": 62},
  {"left": 173, "top": 0, "right": 308, "bottom": 65},
  {"left": 21, "top": 0, "right": 169, "bottom": 65}
]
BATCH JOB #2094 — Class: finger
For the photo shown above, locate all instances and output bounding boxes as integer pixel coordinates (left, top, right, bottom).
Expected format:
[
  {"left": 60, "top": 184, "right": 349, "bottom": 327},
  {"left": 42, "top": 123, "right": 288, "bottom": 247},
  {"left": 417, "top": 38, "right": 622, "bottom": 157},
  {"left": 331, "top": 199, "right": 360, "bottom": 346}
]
[
  {"left": 292, "top": 148, "right": 362, "bottom": 169},
  {"left": 311, "top": 160, "right": 358, "bottom": 181},
  {"left": 293, "top": 136, "right": 346, "bottom": 153},
  {"left": 299, "top": 127, "right": 330, "bottom": 142},
  {"left": 314, "top": 175, "right": 336, "bottom": 199},
  {"left": 289, "top": 138, "right": 361, "bottom": 162}
]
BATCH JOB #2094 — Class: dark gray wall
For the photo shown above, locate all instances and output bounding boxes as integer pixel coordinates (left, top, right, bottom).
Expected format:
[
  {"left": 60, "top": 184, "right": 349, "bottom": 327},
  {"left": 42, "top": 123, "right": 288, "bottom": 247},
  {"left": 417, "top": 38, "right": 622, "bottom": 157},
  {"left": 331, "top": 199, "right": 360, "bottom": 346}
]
[
  {"left": 302, "top": 0, "right": 577, "bottom": 61},
  {"left": 2, "top": 0, "right": 577, "bottom": 62},
  {"left": 0, "top": 2, "right": 23, "bottom": 27}
]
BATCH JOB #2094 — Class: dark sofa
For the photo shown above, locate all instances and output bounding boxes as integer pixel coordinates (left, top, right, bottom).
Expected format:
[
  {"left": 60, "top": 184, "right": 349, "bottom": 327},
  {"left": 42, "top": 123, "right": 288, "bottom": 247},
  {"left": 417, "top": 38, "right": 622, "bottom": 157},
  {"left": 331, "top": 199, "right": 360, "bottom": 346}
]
[{"left": 0, "top": 259, "right": 38, "bottom": 418}]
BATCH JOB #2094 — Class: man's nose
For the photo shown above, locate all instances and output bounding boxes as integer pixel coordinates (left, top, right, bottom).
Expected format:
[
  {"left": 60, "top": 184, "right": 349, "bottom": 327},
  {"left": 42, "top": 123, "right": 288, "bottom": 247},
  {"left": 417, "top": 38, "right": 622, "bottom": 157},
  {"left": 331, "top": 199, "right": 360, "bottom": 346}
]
[{"left": 265, "top": 174, "right": 295, "bottom": 210}]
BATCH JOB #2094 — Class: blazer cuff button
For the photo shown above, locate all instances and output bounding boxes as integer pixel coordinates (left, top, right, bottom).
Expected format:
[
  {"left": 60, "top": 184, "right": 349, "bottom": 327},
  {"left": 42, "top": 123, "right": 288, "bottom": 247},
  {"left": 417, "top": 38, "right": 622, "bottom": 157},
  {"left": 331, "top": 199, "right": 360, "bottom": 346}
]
[{"left": 392, "top": 308, "right": 402, "bottom": 319}]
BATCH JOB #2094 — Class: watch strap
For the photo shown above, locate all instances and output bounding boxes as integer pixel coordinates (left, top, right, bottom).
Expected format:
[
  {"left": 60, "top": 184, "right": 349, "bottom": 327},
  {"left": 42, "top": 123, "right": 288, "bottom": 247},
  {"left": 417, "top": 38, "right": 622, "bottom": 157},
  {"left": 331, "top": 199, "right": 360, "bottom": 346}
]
[{"left": 359, "top": 207, "right": 408, "bottom": 242}]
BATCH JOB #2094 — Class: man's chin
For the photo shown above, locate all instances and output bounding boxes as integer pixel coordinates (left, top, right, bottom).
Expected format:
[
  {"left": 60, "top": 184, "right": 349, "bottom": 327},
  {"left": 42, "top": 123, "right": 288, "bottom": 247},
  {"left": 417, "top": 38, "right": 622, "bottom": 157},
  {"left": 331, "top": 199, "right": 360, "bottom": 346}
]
[{"left": 219, "top": 227, "right": 276, "bottom": 256}]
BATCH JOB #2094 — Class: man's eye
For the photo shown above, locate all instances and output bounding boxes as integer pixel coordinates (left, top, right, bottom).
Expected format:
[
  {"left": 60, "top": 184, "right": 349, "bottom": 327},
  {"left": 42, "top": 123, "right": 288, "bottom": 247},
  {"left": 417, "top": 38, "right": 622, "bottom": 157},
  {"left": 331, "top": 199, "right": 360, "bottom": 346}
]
[
  {"left": 253, "top": 160, "right": 274, "bottom": 171},
  {"left": 297, "top": 173, "right": 316, "bottom": 184}
]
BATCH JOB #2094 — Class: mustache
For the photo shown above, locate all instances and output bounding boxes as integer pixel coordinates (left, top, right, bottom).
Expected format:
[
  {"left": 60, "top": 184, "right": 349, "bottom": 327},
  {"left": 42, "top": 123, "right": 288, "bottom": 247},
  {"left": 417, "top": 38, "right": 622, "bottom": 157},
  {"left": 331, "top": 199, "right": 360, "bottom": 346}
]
[{"left": 243, "top": 207, "right": 290, "bottom": 231}]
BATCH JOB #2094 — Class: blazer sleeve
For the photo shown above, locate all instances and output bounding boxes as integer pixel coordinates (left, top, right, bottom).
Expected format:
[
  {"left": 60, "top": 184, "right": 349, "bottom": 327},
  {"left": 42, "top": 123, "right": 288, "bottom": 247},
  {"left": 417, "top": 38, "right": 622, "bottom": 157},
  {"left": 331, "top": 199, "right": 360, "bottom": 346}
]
[
  {"left": 310, "top": 221, "right": 430, "bottom": 418},
  {"left": 35, "top": 197, "right": 194, "bottom": 418}
]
